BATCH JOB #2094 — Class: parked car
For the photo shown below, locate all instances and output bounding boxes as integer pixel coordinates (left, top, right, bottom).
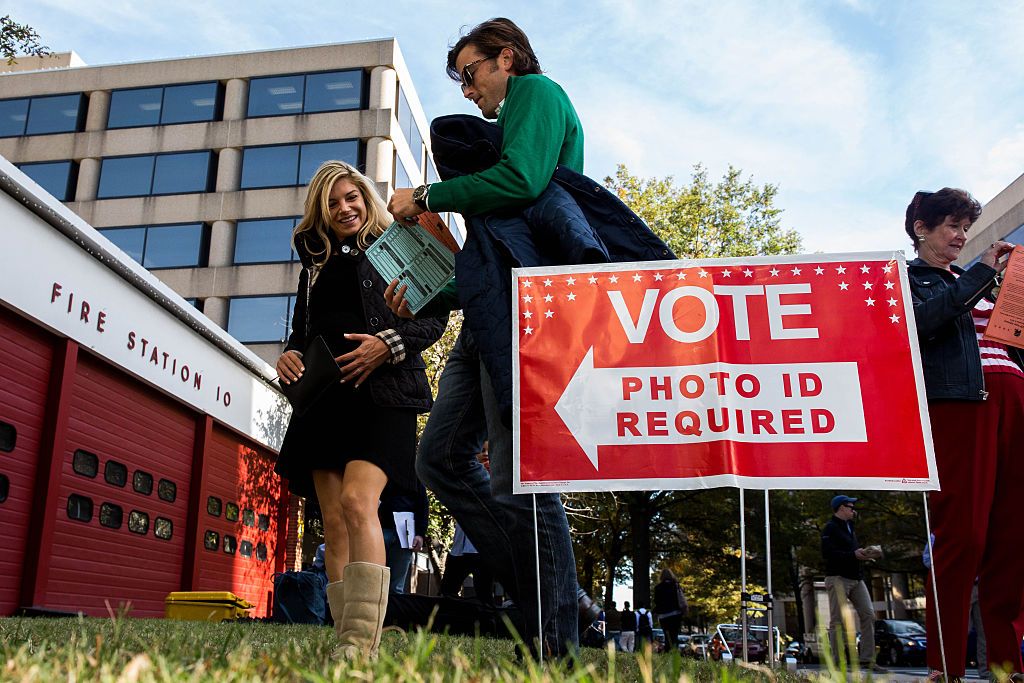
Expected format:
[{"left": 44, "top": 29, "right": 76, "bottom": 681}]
[
  {"left": 784, "top": 640, "right": 803, "bottom": 662},
  {"left": 651, "top": 628, "right": 666, "bottom": 652},
  {"left": 677, "top": 634, "right": 691, "bottom": 653},
  {"left": 709, "top": 624, "right": 780, "bottom": 663},
  {"left": 687, "top": 633, "right": 711, "bottom": 659},
  {"left": 875, "top": 619, "right": 926, "bottom": 666}
]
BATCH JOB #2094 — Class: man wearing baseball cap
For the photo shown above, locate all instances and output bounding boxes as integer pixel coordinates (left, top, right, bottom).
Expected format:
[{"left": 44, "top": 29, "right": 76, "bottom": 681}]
[{"left": 821, "top": 495, "right": 885, "bottom": 671}]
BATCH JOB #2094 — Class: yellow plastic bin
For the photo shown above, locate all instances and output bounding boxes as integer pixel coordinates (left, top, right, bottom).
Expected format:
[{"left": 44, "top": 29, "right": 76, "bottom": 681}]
[{"left": 164, "top": 591, "right": 254, "bottom": 622}]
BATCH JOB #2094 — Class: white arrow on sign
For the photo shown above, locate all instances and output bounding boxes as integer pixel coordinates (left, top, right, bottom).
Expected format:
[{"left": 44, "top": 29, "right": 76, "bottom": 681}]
[{"left": 553, "top": 348, "right": 866, "bottom": 470}]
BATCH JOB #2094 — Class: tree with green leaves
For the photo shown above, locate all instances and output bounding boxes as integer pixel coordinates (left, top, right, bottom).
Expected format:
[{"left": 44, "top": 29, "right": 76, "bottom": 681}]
[{"left": 1, "top": 15, "right": 50, "bottom": 65}]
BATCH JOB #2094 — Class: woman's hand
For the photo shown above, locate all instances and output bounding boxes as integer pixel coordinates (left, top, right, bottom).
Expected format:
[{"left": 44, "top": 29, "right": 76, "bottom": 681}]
[
  {"left": 385, "top": 279, "right": 415, "bottom": 319},
  {"left": 276, "top": 350, "right": 305, "bottom": 384},
  {"left": 336, "top": 334, "right": 390, "bottom": 388},
  {"left": 981, "top": 240, "right": 1016, "bottom": 273}
]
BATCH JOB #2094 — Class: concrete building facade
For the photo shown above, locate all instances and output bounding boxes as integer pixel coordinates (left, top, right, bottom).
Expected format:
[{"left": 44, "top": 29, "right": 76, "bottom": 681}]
[
  {"left": 960, "top": 172, "right": 1024, "bottom": 264},
  {"left": 1, "top": 41, "right": 448, "bottom": 365}
]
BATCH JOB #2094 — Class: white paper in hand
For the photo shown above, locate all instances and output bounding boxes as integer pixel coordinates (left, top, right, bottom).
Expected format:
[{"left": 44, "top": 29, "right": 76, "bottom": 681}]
[{"left": 392, "top": 511, "right": 415, "bottom": 549}]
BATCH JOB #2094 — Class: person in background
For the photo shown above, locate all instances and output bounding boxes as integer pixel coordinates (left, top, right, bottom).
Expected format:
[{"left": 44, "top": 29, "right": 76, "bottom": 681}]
[
  {"left": 821, "top": 495, "right": 885, "bottom": 671},
  {"left": 378, "top": 482, "right": 428, "bottom": 594},
  {"left": 440, "top": 521, "right": 494, "bottom": 602},
  {"left": 904, "top": 188, "right": 1022, "bottom": 680},
  {"left": 604, "top": 600, "right": 622, "bottom": 651},
  {"left": 273, "top": 161, "right": 445, "bottom": 659},
  {"left": 636, "top": 603, "right": 654, "bottom": 650},
  {"left": 619, "top": 601, "right": 636, "bottom": 653},
  {"left": 654, "top": 568, "right": 687, "bottom": 654}
]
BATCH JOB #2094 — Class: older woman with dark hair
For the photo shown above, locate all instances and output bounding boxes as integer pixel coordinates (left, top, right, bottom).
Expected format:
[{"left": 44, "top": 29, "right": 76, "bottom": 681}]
[{"left": 905, "top": 188, "right": 1023, "bottom": 680}]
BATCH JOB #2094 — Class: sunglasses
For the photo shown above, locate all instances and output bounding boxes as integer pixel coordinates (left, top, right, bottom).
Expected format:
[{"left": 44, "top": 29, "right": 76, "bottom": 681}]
[{"left": 460, "top": 55, "right": 497, "bottom": 90}]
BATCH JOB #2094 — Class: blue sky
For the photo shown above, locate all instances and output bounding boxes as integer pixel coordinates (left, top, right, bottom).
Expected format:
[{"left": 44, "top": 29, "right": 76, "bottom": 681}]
[{"left": 11, "top": 0, "right": 1024, "bottom": 256}]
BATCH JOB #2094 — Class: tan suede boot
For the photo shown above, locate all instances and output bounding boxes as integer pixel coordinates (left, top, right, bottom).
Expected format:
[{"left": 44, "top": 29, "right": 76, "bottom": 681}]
[
  {"left": 325, "top": 580, "right": 344, "bottom": 642},
  {"left": 336, "top": 562, "right": 390, "bottom": 659}
]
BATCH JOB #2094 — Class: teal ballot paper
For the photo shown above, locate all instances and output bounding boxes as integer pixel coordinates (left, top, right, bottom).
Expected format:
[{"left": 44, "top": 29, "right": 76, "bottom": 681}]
[{"left": 365, "top": 212, "right": 459, "bottom": 314}]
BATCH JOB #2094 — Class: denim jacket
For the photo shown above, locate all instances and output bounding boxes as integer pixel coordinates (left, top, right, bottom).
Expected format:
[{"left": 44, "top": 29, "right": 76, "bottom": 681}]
[
  {"left": 430, "top": 115, "right": 675, "bottom": 422},
  {"left": 906, "top": 257, "right": 1021, "bottom": 401}
]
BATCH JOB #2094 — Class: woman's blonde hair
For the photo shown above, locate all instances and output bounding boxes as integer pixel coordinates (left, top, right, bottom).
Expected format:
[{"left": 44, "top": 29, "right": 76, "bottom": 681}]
[{"left": 292, "top": 161, "right": 391, "bottom": 265}]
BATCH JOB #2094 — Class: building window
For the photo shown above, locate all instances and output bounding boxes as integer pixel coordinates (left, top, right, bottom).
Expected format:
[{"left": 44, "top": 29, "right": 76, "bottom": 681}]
[
  {"left": 239, "top": 140, "right": 360, "bottom": 189},
  {"left": 233, "top": 217, "right": 300, "bottom": 264},
  {"left": 247, "top": 70, "right": 363, "bottom": 118},
  {"left": 0, "top": 420, "right": 15, "bottom": 452},
  {"left": 158, "top": 479, "right": 176, "bottom": 503},
  {"left": 204, "top": 530, "right": 219, "bottom": 551},
  {"left": 97, "top": 151, "right": 214, "bottom": 199},
  {"left": 100, "top": 223, "right": 209, "bottom": 269},
  {"left": 0, "top": 474, "right": 9, "bottom": 503},
  {"left": 72, "top": 449, "right": 99, "bottom": 478},
  {"left": 223, "top": 534, "right": 237, "bottom": 555},
  {"left": 154, "top": 517, "right": 173, "bottom": 540},
  {"left": 394, "top": 152, "right": 412, "bottom": 190},
  {"left": 258, "top": 513, "right": 270, "bottom": 531},
  {"left": 0, "top": 93, "right": 86, "bottom": 137},
  {"left": 256, "top": 542, "right": 268, "bottom": 562},
  {"left": 104, "top": 460, "right": 128, "bottom": 487},
  {"left": 226, "top": 295, "right": 295, "bottom": 344},
  {"left": 128, "top": 510, "right": 149, "bottom": 534},
  {"left": 207, "top": 496, "right": 222, "bottom": 517},
  {"left": 16, "top": 161, "right": 78, "bottom": 201},
  {"left": 1004, "top": 223, "right": 1024, "bottom": 245},
  {"left": 67, "top": 494, "right": 93, "bottom": 522},
  {"left": 107, "top": 82, "right": 222, "bottom": 129},
  {"left": 100, "top": 502, "right": 123, "bottom": 529},
  {"left": 239, "top": 540, "right": 253, "bottom": 558},
  {"left": 397, "top": 87, "right": 424, "bottom": 176},
  {"left": 242, "top": 509, "right": 255, "bottom": 527},
  {"left": 133, "top": 470, "right": 153, "bottom": 495},
  {"left": 225, "top": 502, "right": 239, "bottom": 522}
]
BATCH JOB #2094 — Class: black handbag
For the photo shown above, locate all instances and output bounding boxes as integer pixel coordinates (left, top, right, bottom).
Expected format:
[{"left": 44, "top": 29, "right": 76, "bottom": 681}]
[{"left": 278, "top": 266, "right": 341, "bottom": 416}]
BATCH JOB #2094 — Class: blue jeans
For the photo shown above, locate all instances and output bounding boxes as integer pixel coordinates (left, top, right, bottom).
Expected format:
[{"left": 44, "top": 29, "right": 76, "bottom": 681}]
[
  {"left": 416, "top": 328, "right": 579, "bottom": 657},
  {"left": 382, "top": 526, "right": 412, "bottom": 594}
]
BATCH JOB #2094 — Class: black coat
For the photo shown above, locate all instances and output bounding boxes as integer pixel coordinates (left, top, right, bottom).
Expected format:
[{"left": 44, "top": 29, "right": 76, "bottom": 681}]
[
  {"left": 908, "top": 258, "right": 1023, "bottom": 401},
  {"left": 285, "top": 236, "right": 447, "bottom": 413},
  {"left": 821, "top": 515, "right": 862, "bottom": 581}
]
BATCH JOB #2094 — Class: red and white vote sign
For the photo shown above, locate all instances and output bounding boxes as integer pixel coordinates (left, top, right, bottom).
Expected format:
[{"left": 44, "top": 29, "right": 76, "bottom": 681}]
[{"left": 512, "top": 252, "right": 937, "bottom": 493}]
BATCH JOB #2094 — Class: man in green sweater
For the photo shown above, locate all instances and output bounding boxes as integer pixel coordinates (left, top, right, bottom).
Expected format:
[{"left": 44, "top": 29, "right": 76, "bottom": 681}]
[{"left": 387, "top": 18, "right": 583, "bottom": 658}]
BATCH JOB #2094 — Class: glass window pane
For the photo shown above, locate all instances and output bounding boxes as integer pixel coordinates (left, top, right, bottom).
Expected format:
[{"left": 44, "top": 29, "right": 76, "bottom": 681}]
[
  {"left": 1005, "top": 223, "right": 1024, "bottom": 245},
  {"left": 18, "top": 161, "right": 75, "bottom": 201},
  {"left": 240, "top": 145, "right": 298, "bottom": 189},
  {"left": 26, "top": 94, "right": 84, "bottom": 135},
  {"left": 248, "top": 75, "right": 304, "bottom": 117},
  {"left": 100, "top": 227, "right": 146, "bottom": 264},
  {"left": 107, "top": 88, "right": 162, "bottom": 128},
  {"left": 128, "top": 510, "right": 149, "bottom": 534},
  {"left": 100, "top": 502, "right": 123, "bottom": 528},
  {"left": 152, "top": 152, "right": 212, "bottom": 195},
  {"left": 157, "top": 479, "right": 177, "bottom": 502},
  {"left": 133, "top": 470, "right": 153, "bottom": 495},
  {"left": 394, "top": 155, "right": 411, "bottom": 189},
  {"left": 225, "top": 502, "right": 239, "bottom": 522},
  {"left": 207, "top": 496, "right": 222, "bottom": 517},
  {"left": 98, "top": 156, "right": 154, "bottom": 198},
  {"left": 161, "top": 82, "right": 219, "bottom": 124},
  {"left": 256, "top": 542, "right": 267, "bottom": 562},
  {"left": 304, "top": 70, "right": 362, "bottom": 113},
  {"left": 0, "top": 420, "right": 15, "bottom": 452},
  {"left": 299, "top": 140, "right": 358, "bottom": 185},
  {"left": 223, "top": 535, "right": 237, "bottom": 554},
  {"left": 240, "top": 540, "right": 253, "bottom": 558},
  {"left": 104, "top": 461, "right": 127, "bottom": 487},
  {"left": 67, "top": 494, "right": 93, "bottom": 522},
  {"left": 234, "top": 218, "right": 297, "bottom": 264},
  {"left": 143, "top": 223, "right": 205, "bottom": 268},
  {"left": 258, "top": 513, "right": 270, "bottom": 531},
  {"left": 204, "top": 530, "right": 219, "bottom": 550},
  {"left": 72, "top": 449, "right": 99, "bottom": 478},
  {"left": 243, "top": 509, "right": 255, "bottom": 527},
  {"left": 0, "top": 99, "right": 29, "bottom": 137},
  {"left": 426, "top": 160, "right": 440, "bottom": 185},
  {"left": 227, "top": 296, "right": 291, "bottom": 343},
  {"left": 0, "top": 474, "right": 7, "bottom": 503},
  {"left": 154, "top": 517, "right": 172, "bottom": 540}
]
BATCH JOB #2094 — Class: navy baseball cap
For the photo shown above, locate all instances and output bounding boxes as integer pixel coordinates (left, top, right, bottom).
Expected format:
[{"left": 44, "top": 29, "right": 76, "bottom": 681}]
[{"left": 831, "top": 495, "right": 858, "bottom": 511}]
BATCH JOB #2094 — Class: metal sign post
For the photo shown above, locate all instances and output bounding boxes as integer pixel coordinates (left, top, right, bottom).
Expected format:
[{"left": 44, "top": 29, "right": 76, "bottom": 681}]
[{"left": 739, "top": 488, "right": 748, "bottom": 663}]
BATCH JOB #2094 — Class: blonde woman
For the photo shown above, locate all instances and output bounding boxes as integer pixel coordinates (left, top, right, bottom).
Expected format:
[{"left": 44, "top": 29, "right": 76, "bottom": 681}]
[{"left": 274, "top": 161, "right": 446, "bottom": 658}]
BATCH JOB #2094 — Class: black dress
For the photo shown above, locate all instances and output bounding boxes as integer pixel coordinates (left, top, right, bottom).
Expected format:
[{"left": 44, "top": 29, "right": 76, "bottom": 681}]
[{"left": 274, "top": 242, "right": 418, "bottom": 499}]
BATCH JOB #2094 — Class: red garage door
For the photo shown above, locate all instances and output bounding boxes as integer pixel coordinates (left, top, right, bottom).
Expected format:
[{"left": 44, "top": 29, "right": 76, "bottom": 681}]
[
  {"left": 193, "top": 425, "right": 281, "bottom": 617},
  {"left": 0, "top": 307, "right": 54, "bottom": 615},
  {"left": 45, "top": 353, "right": 195, "bottom": 617}
]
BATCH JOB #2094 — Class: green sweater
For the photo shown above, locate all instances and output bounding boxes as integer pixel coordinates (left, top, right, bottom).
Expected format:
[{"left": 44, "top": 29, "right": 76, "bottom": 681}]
[
  {"left": 421, "top": 74, "right": 584, "bottom": 316},
  {"left": 428, "top": 74, "right": 584, "bottom": 215}
]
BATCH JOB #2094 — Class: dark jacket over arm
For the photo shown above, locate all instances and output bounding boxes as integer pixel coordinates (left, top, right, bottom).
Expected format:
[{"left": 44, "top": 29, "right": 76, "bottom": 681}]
[{"left": 821, "top": 516, "right": 862, "bottom": 581}]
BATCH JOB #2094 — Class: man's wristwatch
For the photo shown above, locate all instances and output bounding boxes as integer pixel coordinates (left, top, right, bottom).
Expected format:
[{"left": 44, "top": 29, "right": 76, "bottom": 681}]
[{"left": 412, "top": 184, "right": 430, "bottom": 211}]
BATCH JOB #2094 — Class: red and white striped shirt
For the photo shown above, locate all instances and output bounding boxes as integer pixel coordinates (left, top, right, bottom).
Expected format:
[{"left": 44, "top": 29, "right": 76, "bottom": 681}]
[{"left": 973, "top": 298, "right": 1024, "bottom": 379}]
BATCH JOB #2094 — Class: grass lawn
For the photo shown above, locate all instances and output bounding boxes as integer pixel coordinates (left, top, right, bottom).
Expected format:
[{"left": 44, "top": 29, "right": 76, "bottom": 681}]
[{"left": 0, "top": 615, "right": 815, "bottom": 682}]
